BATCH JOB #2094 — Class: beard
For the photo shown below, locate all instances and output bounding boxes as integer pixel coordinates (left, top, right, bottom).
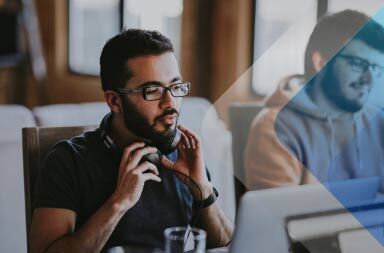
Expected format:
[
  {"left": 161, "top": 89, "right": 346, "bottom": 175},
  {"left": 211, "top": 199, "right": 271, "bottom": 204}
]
[
  {"left": 119, "top": 95, "right": 179, "bottom": 152},
  {"left": 320, "top": 61, "right": 365, "bottom": 113}
]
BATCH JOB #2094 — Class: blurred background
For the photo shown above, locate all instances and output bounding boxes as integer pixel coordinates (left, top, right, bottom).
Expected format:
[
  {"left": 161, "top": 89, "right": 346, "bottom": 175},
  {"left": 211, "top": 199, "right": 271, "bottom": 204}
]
[
  {"left": 1, "top": 0, "right": 382, "bottom": 119},
  {"left": 1, "top": 0, "right": 383, "bottom": 252}
]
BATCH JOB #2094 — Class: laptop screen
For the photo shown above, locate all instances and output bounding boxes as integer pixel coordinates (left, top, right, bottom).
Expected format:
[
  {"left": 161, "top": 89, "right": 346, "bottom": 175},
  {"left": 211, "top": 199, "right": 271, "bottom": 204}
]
[{"left": 285, "top": 202, "right": 384, "bottom": 253}]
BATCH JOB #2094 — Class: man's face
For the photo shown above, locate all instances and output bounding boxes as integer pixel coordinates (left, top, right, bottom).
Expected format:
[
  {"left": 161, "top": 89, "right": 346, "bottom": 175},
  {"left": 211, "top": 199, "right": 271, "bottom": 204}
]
[
  {"left": 320, "top": 39, "right": 384, "bottom": 112},
  {"left": 119, "top": 52, "right": 183, "bottom": 145}
]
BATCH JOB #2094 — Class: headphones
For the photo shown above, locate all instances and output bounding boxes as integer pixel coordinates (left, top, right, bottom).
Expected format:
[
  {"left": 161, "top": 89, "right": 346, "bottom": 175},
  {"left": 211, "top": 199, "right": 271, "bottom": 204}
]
[
  {"left": 99, "top": 113, "right": 181, "bottom": 166},
  {"left": 100, "top": 113, "right": 206, "bottom": 228},
  {"left": 142, "top": 129, "right": 181, "bottom": 166}
]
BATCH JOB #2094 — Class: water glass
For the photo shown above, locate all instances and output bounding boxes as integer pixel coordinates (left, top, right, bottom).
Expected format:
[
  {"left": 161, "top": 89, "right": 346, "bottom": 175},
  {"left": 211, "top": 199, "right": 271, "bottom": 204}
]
[{"left": 164, "top": 227, "right": 206, "bottom": 253}]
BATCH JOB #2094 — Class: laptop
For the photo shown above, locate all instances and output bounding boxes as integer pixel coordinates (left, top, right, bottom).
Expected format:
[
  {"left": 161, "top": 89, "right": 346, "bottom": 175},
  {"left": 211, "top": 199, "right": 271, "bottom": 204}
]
[
  {"left": 285, "top": 201, "right": 384, "bottom": 253},
  {"left": 229, "top": 177, "right": 381, "bottom": 253}
]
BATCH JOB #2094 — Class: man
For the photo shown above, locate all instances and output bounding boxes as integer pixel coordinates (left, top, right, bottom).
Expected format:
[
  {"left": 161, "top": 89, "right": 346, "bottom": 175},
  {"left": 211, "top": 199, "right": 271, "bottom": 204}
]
[
  {"left": 30, "top": 29, "right": 233, "bottom": 252},
  {"left": 244, "top": 10, "right": 384, "bottom": 190}
]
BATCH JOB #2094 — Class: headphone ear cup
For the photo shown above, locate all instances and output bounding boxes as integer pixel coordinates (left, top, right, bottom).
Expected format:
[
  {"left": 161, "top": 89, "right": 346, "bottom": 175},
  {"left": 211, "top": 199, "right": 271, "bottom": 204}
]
[{"left": 141, "top": 150, "right": 162, "bottom": 167}]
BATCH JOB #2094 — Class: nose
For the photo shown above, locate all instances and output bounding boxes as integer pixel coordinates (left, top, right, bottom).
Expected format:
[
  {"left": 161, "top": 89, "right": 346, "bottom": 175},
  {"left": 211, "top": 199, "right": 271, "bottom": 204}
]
[
  {"left": 159, "top": 90, "right": 176, "bottom": 109},
  {"left": 360, "top": 66, "right": 373, "bottom": 84}
]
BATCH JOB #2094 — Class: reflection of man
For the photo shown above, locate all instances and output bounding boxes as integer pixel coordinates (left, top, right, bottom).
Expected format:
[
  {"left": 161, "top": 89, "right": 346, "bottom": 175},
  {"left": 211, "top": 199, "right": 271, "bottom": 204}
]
[
  {"left": 30, "top": 29, "right": 233, "bottom": 252},
  {"left": 244, "top": 10, "right": 384, "bottom": 190}
]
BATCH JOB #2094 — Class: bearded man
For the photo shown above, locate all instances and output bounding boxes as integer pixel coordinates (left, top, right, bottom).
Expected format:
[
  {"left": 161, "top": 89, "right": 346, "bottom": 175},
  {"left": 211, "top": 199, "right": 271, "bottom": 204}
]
[
  {"left": 30, "top": 29, "right": 233, "bottom": 253},
  {"left": 245, "top": 10, "right": 384, "bottom": 190}
]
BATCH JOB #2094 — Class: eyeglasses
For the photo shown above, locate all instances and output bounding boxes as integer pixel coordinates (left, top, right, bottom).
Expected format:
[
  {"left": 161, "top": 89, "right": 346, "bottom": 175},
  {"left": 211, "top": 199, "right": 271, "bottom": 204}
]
[
  {"left": 337, "top": 54, "right": 384, "bottom": 78},
  {"left": 116, "top": 82, "right": 191, "bottom": 101}
]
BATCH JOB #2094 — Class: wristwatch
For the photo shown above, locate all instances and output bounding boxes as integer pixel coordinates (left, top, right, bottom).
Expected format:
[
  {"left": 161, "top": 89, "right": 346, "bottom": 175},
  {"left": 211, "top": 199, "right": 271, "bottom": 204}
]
[{"left": 193, "top": 186, "right": 219, "bottom": 210}]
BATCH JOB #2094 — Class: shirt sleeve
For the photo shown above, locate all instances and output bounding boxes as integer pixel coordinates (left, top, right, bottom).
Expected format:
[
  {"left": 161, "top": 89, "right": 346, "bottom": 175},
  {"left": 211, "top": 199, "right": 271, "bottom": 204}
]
[
  {"left": 244, "top": 109, "right": 305, "bottom": 190},
  {"left": 33, "top": 143, "right": 81, "bottom": 213}
]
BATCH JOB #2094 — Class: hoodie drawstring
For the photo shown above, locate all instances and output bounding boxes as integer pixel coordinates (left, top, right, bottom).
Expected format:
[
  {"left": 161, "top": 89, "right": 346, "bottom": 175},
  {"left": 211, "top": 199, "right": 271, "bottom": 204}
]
[
  {"left": 326, "top": 117, "right": 336, "bottom": 180},
  {"left": 353, "top": 114, "right": 362, "bottom": 175},
  {"left": 326, "top": 116, "right": 335, "bottom": 161}
]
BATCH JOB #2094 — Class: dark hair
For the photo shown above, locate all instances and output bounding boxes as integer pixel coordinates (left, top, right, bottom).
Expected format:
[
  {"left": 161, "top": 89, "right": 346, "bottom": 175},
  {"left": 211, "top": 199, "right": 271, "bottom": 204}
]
[
  {"left": 304, "top": 10, "right": 384, "bottom": 79},
  {"left": 100, "top": 29, "right": 174, "bottom": 91}
]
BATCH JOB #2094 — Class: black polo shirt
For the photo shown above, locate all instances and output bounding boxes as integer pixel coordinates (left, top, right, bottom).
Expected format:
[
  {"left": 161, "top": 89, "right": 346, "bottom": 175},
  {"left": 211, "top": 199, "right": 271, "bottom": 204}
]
[{"left": 34, "top": 114, "right": 198, "bottom": 250}]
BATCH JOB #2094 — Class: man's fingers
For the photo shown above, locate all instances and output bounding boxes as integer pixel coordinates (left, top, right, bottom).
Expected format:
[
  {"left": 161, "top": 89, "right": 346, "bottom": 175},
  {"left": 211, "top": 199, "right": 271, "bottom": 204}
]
[
  {"left": 188, "top": 134, "right": 196, "bottom": 149},
  {"left": 121, "top": 142, "right": 146, "bottom": 165},
  {"left": 179, "top": 130, "right": 190, "bottom": 149},
  {"left": 178, "top": 125, "right": 200, "bottom": 140},
  {"left": 142, "top": 173, "right": 161, "bottom": 183},
  {"left": 176, "top": 142, "right": 187, "bottom": 158},
  {"left": 161, "top": 155, "right": 175, "bottom": 170},
  {"left": 130, "top": 146, "right": 158, "bottom": 166},
  {"left": 135, "top": 161, "right": 159, "bottom": 175},
  {"left": 178, "top": 125, "right": 201, "bottom": 149}
]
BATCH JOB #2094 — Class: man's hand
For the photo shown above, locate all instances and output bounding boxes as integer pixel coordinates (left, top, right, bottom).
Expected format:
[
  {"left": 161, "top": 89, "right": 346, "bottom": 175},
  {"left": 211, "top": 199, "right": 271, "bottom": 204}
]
[
  {"left": 110, "top": 142, "right": 161, "bottom": 212},
  {"left": 31, "top": 143, "right": 162, "bottom": 253},
  {"left": 161, "top": 125, "right": 234, "bottom": 248},
  {"left": 161, "top": 125, "right": 213, "bottom": 200}
]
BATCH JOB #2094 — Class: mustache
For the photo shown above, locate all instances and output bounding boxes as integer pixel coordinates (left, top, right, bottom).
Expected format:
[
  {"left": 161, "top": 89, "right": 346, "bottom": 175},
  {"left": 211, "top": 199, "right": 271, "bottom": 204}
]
[
  {"left": 350, "top": 80, "right": 371, "bottom": 88},
  {"left": 155, "top": 109, "right": 179, "bottom": 121}
]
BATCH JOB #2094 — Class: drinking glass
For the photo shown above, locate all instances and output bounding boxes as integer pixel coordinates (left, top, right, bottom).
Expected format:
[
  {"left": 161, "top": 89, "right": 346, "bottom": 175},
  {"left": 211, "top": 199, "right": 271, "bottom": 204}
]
[{"left": 164, "top": 227, "right": 206, "bottom": 253}]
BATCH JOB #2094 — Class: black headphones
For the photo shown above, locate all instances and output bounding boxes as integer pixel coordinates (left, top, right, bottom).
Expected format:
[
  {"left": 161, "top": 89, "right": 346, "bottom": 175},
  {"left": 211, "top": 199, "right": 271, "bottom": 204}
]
[
  {"left": 100, "top": 113, "right": 209, "bottom": 227},
  {"left": 99, "top": 112, "right": 181, "bottom": 166}
]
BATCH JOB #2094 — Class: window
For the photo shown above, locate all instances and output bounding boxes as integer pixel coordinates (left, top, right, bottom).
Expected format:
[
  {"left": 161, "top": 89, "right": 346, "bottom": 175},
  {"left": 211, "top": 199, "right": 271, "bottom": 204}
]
[
  {"left": 0, "top": 4, "right": 23, "bottom": 68},
  {"left": 251, "top": 0, "right": 318, "bottom": 96},
  {"left": 68, "top": 0, "right": 183, "bottom": 75},
  {"left": 123, "top": 0, "right": 182, "bottom": 59},
  {"left": 251, "top": 0, "right": 384, "bottom": 96}
]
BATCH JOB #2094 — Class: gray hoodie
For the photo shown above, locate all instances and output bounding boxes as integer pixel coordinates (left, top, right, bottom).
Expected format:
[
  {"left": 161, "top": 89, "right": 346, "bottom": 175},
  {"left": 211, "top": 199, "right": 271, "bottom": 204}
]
[{"left": 275, "top": 77, "right": 384, "bottom": 187}]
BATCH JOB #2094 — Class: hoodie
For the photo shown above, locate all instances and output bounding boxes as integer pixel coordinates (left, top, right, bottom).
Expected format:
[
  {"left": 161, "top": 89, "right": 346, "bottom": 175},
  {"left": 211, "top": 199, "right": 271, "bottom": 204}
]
[{"left": 244, "top": 75, "right": 384, "bottom": 190}]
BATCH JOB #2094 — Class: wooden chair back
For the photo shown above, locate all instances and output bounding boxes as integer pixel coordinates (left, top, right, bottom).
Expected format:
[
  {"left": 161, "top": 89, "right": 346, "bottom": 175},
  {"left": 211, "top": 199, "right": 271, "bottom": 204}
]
[{"left": 22, "top": 125, "right": 96, "bottom": 247}]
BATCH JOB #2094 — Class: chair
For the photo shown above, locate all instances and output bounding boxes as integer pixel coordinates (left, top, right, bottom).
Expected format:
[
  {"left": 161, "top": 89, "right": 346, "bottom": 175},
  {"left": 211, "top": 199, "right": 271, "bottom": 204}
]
[
  {"left": 228, "top": 102, "right": 264, "bottom": 207},
  {"left": 22, "top": 125, "right": 96, "bottom": 250},
  {"left": 32, "top": 102, "right": 109, "bottom": 127}
]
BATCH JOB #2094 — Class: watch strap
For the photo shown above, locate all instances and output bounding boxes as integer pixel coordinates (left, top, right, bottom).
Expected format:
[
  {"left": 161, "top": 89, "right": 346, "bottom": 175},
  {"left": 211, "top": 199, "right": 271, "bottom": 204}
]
[{"left": 193, "top": 186, "right": 219, "bottom": 210}]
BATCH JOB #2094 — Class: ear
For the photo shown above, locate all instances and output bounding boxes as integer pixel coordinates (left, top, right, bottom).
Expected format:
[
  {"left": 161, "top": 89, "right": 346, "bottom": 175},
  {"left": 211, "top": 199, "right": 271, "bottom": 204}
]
[
  {"left": 312, "top": 51, "right": 326, "bottom": 72},
  {"left": 104, "top": 91, "right": 122, "bottom": 113}
]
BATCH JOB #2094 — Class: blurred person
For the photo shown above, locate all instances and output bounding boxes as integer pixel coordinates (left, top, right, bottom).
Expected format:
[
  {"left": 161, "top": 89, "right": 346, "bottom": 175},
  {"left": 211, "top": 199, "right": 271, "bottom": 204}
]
[
  {"left": 244, "top": 10, "right": 384, "bottom": 190},
  {"left": 30, "top": 29, "right": 233, "bottom": 253}
]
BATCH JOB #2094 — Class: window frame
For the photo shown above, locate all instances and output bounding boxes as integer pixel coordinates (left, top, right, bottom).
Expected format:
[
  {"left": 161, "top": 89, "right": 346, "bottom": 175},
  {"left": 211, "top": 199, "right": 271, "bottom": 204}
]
[
  {"left": 67, "top": 0, "right": 184, "bottom": 77},
  {"left": 66, "top": 0, "right": 124, "bottom": 76},
  {"left": 250, "top": 0, "right": 328, "bottom": 97}
]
